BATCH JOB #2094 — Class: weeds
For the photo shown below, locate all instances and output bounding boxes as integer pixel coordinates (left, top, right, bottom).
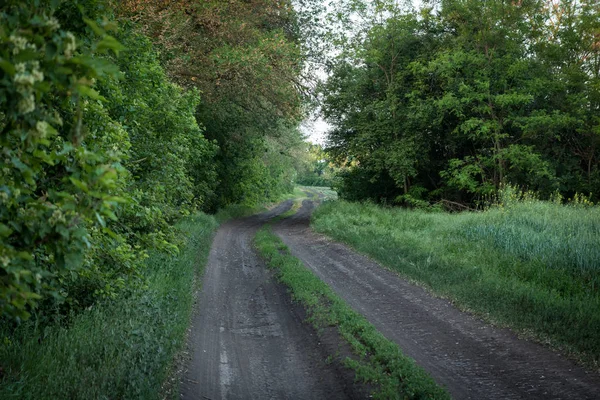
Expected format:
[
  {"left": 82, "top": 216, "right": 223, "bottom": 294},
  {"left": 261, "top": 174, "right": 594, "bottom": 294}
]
[
  {"left": 254, "top": 226, "right": 449, "bottom": 399},
  {"left": 0, "top": 214, "right": 218, "bottom": 399},
  {"left": 311, "top": 199, "right": 600, "bottom": 368}
]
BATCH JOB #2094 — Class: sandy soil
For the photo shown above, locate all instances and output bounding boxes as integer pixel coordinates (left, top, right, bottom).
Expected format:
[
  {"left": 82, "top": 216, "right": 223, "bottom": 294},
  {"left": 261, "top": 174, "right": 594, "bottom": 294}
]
[{"left": 272, "top": 197, "right": 600, "bottom": 400}]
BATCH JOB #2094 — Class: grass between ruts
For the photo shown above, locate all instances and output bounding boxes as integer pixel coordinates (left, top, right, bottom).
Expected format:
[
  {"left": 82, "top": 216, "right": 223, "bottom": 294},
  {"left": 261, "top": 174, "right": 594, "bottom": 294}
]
[
  {"left": 311, "top": 199, "right": 600, "bottom": 369},
  {"left": 214, "top": 186, "right": 306, "bottom": 223},
  {"left": 254, "top": 226, "right": 449, "bottom": 400}
]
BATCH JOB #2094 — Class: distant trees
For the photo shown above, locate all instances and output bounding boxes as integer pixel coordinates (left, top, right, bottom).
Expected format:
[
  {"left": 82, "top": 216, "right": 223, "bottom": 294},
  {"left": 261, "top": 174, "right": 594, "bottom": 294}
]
[
  {"left": 295, "top": 143, "right": 337, "bottom": 186},
  {"left": 323, "top": 0, "right": 600, "bottom": 205},
  {"left": 118, "top": 0, "right": 306, "bottom": 209}
]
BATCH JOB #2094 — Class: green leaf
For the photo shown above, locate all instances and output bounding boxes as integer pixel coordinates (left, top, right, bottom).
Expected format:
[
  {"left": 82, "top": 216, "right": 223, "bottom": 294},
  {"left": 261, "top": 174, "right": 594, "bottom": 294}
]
[
  {"left": 0, "top": 58, "right": 15, "bottom": 76},
  {"left": 69, "top": 177, "right": 89, "bottom": 193},
  {"left": 95, "top": 212, "right": 106, "bottom": 228},
  {"left": 0, "top": 223, "right": 13, "bottom": 238},
  {"left": 97, "top": 36, "right": 125, "bottom": 55},
  {"left": 76, "top": 85, "right": 106, "bottom": 101},
  {"left": 83, "top": 18, "right": 105, "bottom": 36}
]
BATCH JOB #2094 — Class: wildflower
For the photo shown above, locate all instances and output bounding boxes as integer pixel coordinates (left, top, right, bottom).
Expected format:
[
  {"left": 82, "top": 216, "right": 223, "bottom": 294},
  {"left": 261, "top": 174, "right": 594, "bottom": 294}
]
[
  {"left": 9, "top": 34, "right": 35, "bottom": 54},
  {"left": 18, "top": 92, "right": 35, "bottom": 114},
  {"left": 49, "top": 209, "right": 66, "bottom": 226},
  {"left": 15, "top": 63, "right": 26, "bottom": 74},
  {"left": 36, "top": 121, "right": 50, "bottom": 138},
  {"left": 45, "top": 17, "right": 60, "bottom": 32},
  {"left": 64, "top": 32, "right": 76, "bottom": 58}
]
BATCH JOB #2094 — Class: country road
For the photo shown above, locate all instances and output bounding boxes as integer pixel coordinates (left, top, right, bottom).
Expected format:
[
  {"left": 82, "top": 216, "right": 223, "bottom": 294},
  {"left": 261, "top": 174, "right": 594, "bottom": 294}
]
[
  {"left": 181, "top": 201, "right": 362, "bottom": 400},
  {"left": 181, "top": 194, "right": 600, "bottom": 400},
  {"left": 272, "top": 195, "right": 600, "bottom": 400}
]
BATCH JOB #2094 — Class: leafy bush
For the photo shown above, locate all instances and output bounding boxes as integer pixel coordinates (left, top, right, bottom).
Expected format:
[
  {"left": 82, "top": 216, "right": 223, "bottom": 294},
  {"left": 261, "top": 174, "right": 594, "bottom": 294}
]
[
  {"left": 0, "top": 1, "right": 216, "bottom": 323},
  {"left": 0, "top": 0, "right": 132, "bottom": 321}
]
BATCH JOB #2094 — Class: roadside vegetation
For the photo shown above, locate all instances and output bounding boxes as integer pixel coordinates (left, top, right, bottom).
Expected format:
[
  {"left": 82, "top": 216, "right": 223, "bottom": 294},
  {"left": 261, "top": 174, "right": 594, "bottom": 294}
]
[
  {"left": 1, "top": 0, "right": 309, "bottom": 397},
  {"left": 0, "top": 213, "right": 218, "bottom": 399},
  {"left": 312, "top": 190, "right": 600, "bottom": 368},
  {"left": 254, "top": 225, "right": 449, "bottom": 400},
  {"left": 322, "top": 0, "right": 600, "bottom": 207}
]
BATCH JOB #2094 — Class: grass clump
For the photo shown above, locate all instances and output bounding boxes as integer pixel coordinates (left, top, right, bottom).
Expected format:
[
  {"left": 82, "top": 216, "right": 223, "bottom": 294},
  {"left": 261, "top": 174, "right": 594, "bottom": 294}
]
[
  {"left": 311, "top": 198, "right": 600, "bottom": 368},
  {"left": 254, "top": 226, "right": 449, "bottom": 399},
  {"left": 0, "top": 213, "right": 218, "bottom": 400}
]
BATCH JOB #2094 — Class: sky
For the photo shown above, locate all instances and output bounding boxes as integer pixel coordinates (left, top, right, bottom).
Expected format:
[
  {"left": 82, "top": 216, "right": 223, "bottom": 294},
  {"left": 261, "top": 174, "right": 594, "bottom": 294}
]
[{"left": 300, "top": 0, "right": 424, "bottom": 145}]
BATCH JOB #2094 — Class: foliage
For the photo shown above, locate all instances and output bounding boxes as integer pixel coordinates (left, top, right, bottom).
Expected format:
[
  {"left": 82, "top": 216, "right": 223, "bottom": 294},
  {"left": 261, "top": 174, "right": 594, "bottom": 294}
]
[
  {"left": 117, "top": 0, "right": 307, "bottom": 210},
  {"left": 311, "top": 196, "right": 600, "bottom": 367},
  {"left": 295, "top": 143, "right": 337, "bottom": 187},
  {"left": 0, "top": 0, "right": 132, "bottom": 321},
  {"left": 322, "top": 0, "right": 600, "bottom": 205},
  {"left": 0, "top": 1, "right": 216, "bottom": 323},
  {"left": 0, "top": 212, "right": 218, "bottom": 400}
]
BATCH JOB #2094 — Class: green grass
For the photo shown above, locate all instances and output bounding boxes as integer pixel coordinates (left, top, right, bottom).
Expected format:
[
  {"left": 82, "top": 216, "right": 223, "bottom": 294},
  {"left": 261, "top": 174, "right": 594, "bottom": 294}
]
[
  {"left": 0, "top": 188, "right": 310, "bottom": 400},
  {"left": 0, "top": 213, "right": 218, "bottom": 400},
  {"left": 254, "top": 226, "right": 449, "bottom": 399},
  {"left": 311, "top": 199, "right": 600, "bottom": 368}
]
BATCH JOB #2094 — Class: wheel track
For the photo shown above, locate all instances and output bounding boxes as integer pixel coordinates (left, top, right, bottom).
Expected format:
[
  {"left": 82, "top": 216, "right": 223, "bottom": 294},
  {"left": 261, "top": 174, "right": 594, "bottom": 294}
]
[
  {"left": 273, "top": 197, "right": 600, "bottom": 400},
  {"left": 181, "top": 201, "right": 361, "bottom": 400}
]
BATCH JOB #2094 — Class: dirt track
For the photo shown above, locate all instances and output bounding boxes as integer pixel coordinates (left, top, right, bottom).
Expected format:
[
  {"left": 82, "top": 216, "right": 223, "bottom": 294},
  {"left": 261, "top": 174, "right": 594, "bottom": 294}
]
[
  {"left": 272, "top": 197, "right": 600, "bottom": 399},
  {"left": 181, "top": 201, "right": 361, "bottom": 400}
]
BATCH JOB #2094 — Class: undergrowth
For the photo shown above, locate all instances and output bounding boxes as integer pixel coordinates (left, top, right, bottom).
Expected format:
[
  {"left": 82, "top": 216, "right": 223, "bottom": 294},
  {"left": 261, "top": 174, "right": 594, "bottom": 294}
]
[
  {"left": 0, "top": 213, "right": 218, "bottom": 399},
  {"left": 311, "top": 198, "right": 600, "bottom": 368},
  {"left": 254, "top": 226, "right": 449, "bottom": 399}
]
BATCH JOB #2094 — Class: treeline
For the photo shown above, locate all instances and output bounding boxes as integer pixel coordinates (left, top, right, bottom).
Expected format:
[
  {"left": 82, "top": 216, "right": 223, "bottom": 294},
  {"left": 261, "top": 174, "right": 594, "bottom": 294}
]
[
  {"left": 0, "top": 0, "right": 304, "bottom": 323},
  {"left": 323, "top": 0, "right": 600, "bottom": 205},
  {"left": 295, "top": 143, "right": 337, "bottom": 187}
]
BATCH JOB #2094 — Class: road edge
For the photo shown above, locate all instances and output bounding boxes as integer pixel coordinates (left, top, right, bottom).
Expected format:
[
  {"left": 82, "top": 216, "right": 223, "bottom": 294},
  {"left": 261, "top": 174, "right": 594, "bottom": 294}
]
[{"left": 254, "top": 225, "right": 450, "bottom": 400}]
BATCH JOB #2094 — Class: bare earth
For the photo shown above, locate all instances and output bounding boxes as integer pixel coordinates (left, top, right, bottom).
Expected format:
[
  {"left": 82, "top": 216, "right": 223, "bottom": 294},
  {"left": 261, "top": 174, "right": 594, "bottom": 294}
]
[
  {"left": 181, "top": 202, "right": 362, "bottom": 400},
  {"left": 272, "top": 197, "right": 600, "bottom": 400}
]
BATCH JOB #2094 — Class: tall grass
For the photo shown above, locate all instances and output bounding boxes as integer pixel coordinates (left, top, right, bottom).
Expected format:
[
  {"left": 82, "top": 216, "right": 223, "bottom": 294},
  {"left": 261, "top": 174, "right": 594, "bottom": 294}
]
[
  {"left": 311, "top": 198, "right": 600, "bottom": 367},
  {"left": 0, "top": 214, "right": 218, "bottom": 399}
]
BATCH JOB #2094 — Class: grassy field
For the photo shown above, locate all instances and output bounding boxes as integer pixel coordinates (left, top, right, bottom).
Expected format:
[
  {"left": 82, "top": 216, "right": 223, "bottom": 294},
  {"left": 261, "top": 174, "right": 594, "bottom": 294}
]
[
  {"left": 254, "top": 226, "right": 449, "bottom": 399},
  {"left": 0, "top": 213, "right": 218, "bottom": 399},
  {"left": 311, "top": 197, "right": 600, "bottom": 368}
]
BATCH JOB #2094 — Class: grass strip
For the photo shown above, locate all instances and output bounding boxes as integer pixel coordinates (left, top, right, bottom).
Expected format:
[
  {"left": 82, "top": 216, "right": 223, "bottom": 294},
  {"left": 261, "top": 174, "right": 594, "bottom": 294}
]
[
  {"left": 0, "top": 213, "right": 218, "bottom": 400},
  {"left": 311, "top": 200, "right": 600, "bottom": 368},
  {"left": 254, "top": 226, "right": 449, "bottom": 400}
]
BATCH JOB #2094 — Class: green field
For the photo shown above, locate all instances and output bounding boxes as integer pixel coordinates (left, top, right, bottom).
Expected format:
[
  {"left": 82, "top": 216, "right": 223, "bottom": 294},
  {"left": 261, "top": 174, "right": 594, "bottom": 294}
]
[{"left": 311, "top": 197, "right": 600, "bottom": 368}]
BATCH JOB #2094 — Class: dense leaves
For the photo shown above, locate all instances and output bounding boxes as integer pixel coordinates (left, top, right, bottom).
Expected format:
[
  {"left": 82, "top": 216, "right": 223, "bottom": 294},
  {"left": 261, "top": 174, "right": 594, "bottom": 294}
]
[
  {"left": 1, "top": 0, "right": 306, "bottom": 323},
  {"left": 323, "top": 0, "right": 600, "bottom": 205},
  {"left": 118, "top": 0, "right": 306, "bottom": 210},
  {"left": 0, "top": 1, "right": 218, "bottom": 322}
]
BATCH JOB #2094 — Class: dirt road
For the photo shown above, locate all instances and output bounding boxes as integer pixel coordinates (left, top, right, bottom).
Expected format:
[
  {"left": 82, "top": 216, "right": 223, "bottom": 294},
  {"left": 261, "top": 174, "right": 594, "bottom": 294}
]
[
  {"left": 273, "top": 197, "right": 600, "bottom": 400},
  {"left": 181, "top": 201, "right": 361, "bottom": 400}
]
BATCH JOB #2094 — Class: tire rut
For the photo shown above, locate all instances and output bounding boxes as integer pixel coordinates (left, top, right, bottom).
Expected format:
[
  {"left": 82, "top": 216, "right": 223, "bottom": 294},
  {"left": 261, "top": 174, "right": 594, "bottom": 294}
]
[
  {"left": 273, "top": 198, "right": 600, "bottom": 400},
  {"left": 181, "top": 201, "right": 360, "bottom": 400}
]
